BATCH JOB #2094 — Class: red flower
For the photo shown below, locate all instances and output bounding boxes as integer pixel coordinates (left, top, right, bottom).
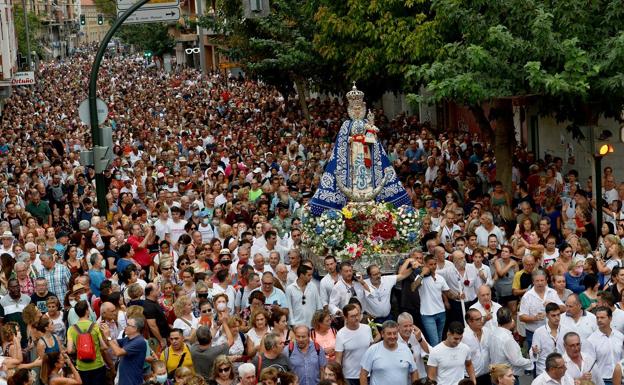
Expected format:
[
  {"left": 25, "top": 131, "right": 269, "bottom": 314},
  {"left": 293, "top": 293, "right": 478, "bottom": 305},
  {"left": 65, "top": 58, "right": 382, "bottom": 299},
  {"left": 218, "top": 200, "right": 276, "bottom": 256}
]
[
  {"left": 371, "top": 220, "right": 397, "bottom": 240},
  {"left": 484, "top": 303, "right": 491, "bottom": 311},
  {"left": 463, "top": 279, "right": 470, "bottom": 286}
]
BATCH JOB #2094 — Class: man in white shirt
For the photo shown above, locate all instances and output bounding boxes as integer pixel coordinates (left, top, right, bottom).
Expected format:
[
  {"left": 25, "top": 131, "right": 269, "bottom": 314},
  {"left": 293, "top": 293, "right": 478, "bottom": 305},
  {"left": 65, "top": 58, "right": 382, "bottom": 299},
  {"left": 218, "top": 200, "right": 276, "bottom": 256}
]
[
  {"left": 397, "top": 312, "right": 430, "bottom": 379},
  {"left": 489, "top": 307, "right": 533, "bottom": 376},
  {"left": 530, "top": 352, "right": 575, "bottom": 385},
  {"left": 587, "top": 307, "right": 623, "bottom": 385},
  {"left": 285, "top": 264, "right": 321, "bottom": 327},
  {"left": 335, "top": 304, "right": 373, "bottom": 385},
  {"left": 319, "top": 255, "right": 339, "bottom": 307},
  {"left": 328, "top": 262, "right": 371, "bottom": 317},
  {"left": 439, "top": 250, "right": 479, "bottom": 325},
  {"left": 153, "top": 206, "right": 171, "bottom": 242},
  {"left": 462, "top": 309, "right": 491, "bottom": 385},
  {"left": 413, "top": 254, "right": 459, "bottom": 346},
  {"left": 597, "top": 291, "right": 624, "bottom": 334},
  {"left": 439, "top": 211, "right": 462, "bottom": 252},
  {"left": 560, "top": 294, "right": 597, "bottom": 342},
  {"left": 167, "top": 207, "right": 187, "bottom": 246},
  {"left": 531, "top": 303, "right": 571, "bottom": 375},
  {"left": 362, "top": 260, "right": 413, "bottom": 322},
  {"left": 562, "top": 332, "right": 602, "bottom": 385},
  {"left": 475, "top": 211, "right": 506, "bottom": 247},
  {"left": 427, "top": 321, "right": 476, "bottom": 385},
  {"left": 519, "top": 269, "right": 564, "bottom": 349},
  {"left": 470, "top": 285, "right": 502, "bottom": 331}
]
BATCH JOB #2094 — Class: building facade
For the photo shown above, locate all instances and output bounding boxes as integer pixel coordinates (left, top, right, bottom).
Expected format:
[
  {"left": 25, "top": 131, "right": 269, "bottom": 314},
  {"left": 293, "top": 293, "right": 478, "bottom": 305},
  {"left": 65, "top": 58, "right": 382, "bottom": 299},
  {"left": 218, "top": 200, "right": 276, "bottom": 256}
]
[
  {"left": 78, "top": 0, "right": 107, "bottom": 45},
  {"left": 0, "top": 0, "right": 17, "bottom": 103}
]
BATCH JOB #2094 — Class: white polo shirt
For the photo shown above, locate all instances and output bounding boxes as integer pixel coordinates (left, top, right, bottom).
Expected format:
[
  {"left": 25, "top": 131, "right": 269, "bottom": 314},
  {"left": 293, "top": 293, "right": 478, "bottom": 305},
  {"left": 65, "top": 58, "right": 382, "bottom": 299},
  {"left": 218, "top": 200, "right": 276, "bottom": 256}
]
[{"left": 418, "top": 274, "right": 449, "bottom": 316}]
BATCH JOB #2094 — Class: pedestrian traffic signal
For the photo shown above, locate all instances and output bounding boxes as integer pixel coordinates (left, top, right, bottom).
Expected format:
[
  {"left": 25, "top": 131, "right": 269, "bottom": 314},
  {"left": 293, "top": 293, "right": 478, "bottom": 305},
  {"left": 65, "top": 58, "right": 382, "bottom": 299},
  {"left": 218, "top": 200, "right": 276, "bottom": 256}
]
[
  {"left": 97, "top": 14, "right": 103, "bottom": 25},
  {"left": 144, "top": 51, "right": 153, "bottom": 58},
  {"left": 80, "top": 14, "right": 86, "bottom": 25}
]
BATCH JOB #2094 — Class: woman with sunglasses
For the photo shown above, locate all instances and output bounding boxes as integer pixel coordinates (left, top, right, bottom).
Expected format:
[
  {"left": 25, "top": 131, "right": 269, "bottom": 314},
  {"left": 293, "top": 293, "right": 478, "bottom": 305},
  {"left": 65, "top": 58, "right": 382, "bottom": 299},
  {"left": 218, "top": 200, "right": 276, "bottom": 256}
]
[
  {"left": 177, "top": 256, "right": 191, "bottom": 280},
  {"left": 209, "top": 355, "right": 236, "bottom": 385}
]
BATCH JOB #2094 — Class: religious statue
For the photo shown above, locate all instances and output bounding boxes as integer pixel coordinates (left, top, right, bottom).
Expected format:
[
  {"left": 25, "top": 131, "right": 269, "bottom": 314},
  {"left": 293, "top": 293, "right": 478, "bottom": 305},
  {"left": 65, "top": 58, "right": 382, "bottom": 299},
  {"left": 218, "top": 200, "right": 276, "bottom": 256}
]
[{"left": 309, "top": 84, "right": 410, "bottom": 216}]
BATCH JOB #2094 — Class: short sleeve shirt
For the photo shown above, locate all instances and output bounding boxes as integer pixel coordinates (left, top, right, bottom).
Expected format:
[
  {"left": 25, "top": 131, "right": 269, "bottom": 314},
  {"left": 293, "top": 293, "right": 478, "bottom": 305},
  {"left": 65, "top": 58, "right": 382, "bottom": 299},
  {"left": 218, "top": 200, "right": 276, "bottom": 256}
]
[
  {"left": 118, "top": 335, "right": 147, "bottom": 385},
  {"left": 66, "top": 320, "right": 105, "bottom": 371}
]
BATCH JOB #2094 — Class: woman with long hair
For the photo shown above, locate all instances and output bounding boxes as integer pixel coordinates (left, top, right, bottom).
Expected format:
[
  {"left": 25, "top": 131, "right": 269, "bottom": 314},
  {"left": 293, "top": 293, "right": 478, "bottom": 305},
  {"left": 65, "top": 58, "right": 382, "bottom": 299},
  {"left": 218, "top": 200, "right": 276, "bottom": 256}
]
[
  {"left": 8, "top": 368, "right": 33, "bottom": 385},
  {"left": 311, "top": 309, "right": 336, "bottom": 362},
  {"left": 208, "top": 355, "right": 235, "bottom": 385},
  {"left": 323, "top": 362, "right": 346, "bottom": 385},
  {"left": 40, "top": 352, "right": 82, "bottom": 385},
  {"left": 269, "top": 308, "right": 293, "bottom": 346},
  {"left": 246, "top": 309, "right": 270, "bottom": 357},
  {"left": 172, "top": 296, "right": 198, "bottom": 342}
]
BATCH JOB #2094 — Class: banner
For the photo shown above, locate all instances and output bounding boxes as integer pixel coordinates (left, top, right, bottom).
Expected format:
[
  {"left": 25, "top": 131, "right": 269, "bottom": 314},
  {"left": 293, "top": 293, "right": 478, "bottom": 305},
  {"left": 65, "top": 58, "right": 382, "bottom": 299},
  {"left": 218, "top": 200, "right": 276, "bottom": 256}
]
[{"left": 11, "top": 71, "right": 35, "bottom": 86}]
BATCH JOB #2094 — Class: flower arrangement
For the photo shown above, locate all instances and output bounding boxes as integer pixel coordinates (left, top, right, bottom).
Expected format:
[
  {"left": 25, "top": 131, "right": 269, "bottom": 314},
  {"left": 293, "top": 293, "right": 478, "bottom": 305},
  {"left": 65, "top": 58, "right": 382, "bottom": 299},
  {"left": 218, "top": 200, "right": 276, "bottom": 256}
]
[{"left": 302, "top": 202, "right": 423, "bottom": 263}]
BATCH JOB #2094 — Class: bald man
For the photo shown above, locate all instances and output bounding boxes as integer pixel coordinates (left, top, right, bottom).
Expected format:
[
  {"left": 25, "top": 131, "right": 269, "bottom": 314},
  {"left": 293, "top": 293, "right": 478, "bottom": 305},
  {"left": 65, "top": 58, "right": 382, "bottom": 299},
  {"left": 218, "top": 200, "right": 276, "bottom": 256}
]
[
  {"left": 470, "top": 286, "right": 503, "bottom": 331},
  {"left": 98, "top": 301, "right": 120, "bottom": 344}
]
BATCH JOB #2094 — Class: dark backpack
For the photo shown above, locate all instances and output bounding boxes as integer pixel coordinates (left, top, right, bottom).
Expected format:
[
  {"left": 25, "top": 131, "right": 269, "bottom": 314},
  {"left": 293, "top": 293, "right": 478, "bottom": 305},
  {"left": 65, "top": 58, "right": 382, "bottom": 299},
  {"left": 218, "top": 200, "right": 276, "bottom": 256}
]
[{"left": 73, "top": 323, "right": 96, "bottom": 362}]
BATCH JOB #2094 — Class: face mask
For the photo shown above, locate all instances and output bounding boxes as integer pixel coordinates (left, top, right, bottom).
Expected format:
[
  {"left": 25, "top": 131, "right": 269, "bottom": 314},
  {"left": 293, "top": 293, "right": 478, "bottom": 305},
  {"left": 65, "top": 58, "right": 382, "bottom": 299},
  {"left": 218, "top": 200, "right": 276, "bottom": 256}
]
[
  {"left": 69, "top": 300, "right": 77, "bottom": 307},
  {"left": 216, "top": 302, "right": 226, "bottom": 312},
  {"left": 114, "top": 175, "right": 121, "bottom": 180},
  {"left": 156, "top": 374, "right": 168, "bottom": 384},
  {"left": 79, "top": 293, "right": 88, "bottom": 302},
  {"left": 203, "top": 218, "right": 210, "bottom": 225}
]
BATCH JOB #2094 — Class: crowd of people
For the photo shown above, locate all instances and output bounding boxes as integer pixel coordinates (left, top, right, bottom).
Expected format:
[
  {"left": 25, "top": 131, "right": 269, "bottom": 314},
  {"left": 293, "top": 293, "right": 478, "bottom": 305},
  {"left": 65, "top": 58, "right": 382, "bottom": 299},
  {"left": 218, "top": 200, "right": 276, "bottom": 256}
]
[{"left": 0, "top": 46, "right": 623, "bottom": 385}]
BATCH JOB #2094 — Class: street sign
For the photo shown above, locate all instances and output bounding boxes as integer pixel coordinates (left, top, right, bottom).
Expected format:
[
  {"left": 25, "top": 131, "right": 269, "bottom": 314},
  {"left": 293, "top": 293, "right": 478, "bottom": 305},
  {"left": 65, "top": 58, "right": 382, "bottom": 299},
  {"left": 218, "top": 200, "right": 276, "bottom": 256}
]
[
  {"left": 118, "top": 6, "right": 180, "bottom": 24},
  {"left": 11, "top": 71, "right": 35, "bottom": 86},
  {"left": 116, "top": 0, "right": 178, "bottom": 9},
  {"left": 78, "top": 98, "right": 108, "bottom": 126}
]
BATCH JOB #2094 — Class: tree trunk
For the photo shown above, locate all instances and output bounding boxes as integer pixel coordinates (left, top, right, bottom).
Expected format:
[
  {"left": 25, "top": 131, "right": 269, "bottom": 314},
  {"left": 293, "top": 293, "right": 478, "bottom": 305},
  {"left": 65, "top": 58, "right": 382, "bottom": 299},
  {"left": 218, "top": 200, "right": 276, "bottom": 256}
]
[
  {"left": 490, "top": 98, "right": 515, "bottom": 193},
  {"left": 293, "top": 76, "right": 311, "bottom": 122}
]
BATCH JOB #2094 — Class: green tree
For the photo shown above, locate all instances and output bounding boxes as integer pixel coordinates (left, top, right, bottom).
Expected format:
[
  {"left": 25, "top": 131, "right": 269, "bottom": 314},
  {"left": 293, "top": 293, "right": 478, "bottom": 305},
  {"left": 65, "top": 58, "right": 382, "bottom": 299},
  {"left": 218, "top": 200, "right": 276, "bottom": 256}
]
[
  {"left": 406, "top": 0, "right": 624, "bottom": 190},
  {"left": 314, "top": 0, "right": 435, "bottom": 101},
  {"left": 14, "top": 5, "right": 43, "bottom": 60},
  {"left": 117, "top": 23, "right": 175, "bottom": 58},
  {"left": 315, "top": 0, "right": 624, "bottom": 191},
  {"left": 204, "top": 0, "right": 343, "bottom": 120},
  {"left": 93, "top": 0, "right": 116, "bottom": 19}
]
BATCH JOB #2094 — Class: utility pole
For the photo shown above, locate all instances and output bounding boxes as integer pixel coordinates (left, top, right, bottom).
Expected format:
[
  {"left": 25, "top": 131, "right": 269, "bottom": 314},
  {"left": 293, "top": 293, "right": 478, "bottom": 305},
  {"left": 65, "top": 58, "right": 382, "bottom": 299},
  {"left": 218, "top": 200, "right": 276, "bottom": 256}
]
[
  {"left": 88, "top": 0, "right": 150, "bottom": 216},
  {"left": 195, "top": 0, "right": 206, "bottom": 75},
  {"left": 21, "top": 0, "right": 32, "bottom": 70}
]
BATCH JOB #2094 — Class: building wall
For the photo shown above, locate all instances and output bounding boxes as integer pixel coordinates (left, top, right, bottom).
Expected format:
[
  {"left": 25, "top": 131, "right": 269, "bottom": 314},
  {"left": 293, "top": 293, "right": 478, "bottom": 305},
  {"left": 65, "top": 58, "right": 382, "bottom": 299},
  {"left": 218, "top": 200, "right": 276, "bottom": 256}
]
[
  {"left": 530, "top": 113, "right": 623, "bottom": 185},
  {"left": 0, "top": 0, "right": 17, "bottom": 80},
  {"left": 79, "top": 4, "right": 108, "bottom": 44}
]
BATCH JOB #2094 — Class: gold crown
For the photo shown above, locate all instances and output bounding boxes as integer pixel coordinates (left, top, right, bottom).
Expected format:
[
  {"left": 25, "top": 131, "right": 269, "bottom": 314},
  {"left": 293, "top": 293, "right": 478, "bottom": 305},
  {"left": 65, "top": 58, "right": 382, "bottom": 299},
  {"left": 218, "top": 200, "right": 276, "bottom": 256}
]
[{"left": 346, "top": 83, "right": 364, "bottom": 104}]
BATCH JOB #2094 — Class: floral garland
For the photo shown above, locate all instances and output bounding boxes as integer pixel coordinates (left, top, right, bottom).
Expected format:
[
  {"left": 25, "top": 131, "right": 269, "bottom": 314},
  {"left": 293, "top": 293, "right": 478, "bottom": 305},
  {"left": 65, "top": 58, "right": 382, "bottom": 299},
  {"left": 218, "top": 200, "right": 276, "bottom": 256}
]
[{"left": 302, "top": 202, "right": 422, "bottom": 263}]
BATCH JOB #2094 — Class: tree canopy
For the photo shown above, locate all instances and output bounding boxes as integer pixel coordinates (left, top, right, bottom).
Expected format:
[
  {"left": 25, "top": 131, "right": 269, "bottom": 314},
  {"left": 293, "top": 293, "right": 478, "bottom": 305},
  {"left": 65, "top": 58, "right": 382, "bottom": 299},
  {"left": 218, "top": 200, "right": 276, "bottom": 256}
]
[
  {"left": 202, "top": 0, "right": 346, "bottom": 119},
  {"left": 314, "top": 0, "right": 624, "bottom": 189}
]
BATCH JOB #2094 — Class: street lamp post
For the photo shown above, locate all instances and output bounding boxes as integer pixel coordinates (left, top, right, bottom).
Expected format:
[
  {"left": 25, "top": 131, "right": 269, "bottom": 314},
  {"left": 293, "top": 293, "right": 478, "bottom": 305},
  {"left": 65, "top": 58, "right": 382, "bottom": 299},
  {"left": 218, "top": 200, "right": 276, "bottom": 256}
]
[
  {"left": 88, "top": 0, "right": 151, "bottom": 216},
  {"left": 21, "top": 0, "right": 32, "bottom": 69}
]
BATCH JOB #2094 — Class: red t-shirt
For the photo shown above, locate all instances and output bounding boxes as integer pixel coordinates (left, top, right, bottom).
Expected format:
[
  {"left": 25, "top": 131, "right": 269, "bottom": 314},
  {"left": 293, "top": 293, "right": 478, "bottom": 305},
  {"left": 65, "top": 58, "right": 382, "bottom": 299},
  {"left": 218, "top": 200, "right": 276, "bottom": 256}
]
[{"left": 127, "top": 235, "right": 151, "bottom": 267}]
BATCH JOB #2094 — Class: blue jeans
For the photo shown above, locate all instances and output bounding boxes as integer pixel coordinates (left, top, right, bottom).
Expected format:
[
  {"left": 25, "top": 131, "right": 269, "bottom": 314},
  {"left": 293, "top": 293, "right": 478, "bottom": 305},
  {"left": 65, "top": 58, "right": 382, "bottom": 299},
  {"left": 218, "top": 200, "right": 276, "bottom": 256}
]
[{"left": 422, "top": 311, "right": 446, "bottom": 346}]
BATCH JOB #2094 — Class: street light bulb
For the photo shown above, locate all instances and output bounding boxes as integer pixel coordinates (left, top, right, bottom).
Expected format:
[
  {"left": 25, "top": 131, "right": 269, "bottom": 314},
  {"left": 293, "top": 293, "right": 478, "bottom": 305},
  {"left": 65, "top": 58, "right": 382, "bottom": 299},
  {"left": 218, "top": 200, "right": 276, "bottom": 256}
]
[{"left": 599, "top": 144, "right": 610, "bottom": 156}]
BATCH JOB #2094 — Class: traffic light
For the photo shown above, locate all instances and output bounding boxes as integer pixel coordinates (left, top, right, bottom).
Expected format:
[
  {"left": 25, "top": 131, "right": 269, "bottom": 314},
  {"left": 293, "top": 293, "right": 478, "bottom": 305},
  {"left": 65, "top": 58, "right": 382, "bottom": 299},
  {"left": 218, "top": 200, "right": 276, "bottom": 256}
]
[
  {"left": 143, "top": 51, "right": 153, "bottom": 58},
  {"left": 80, "top": 14, "right": 85, "bottom": 25},
  {"left": 596, "top": 141, "right": 615, "bottom": 157},
  {"left": 97, "top": 14, "right": 103, "bottom": 25}
]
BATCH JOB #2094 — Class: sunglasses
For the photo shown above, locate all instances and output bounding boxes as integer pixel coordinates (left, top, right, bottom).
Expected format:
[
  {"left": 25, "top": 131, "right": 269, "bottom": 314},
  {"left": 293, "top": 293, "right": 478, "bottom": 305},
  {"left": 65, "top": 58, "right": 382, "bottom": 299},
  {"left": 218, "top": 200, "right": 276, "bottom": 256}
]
[
  {"left": 218, "top": 367, "right": 231, "bottom": 373},
  {"left": 201, "top": 309, "right": 212, "bottom": 314},
  {"left": 180, "top": 262, "right": 189, "bottom": 265}
]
